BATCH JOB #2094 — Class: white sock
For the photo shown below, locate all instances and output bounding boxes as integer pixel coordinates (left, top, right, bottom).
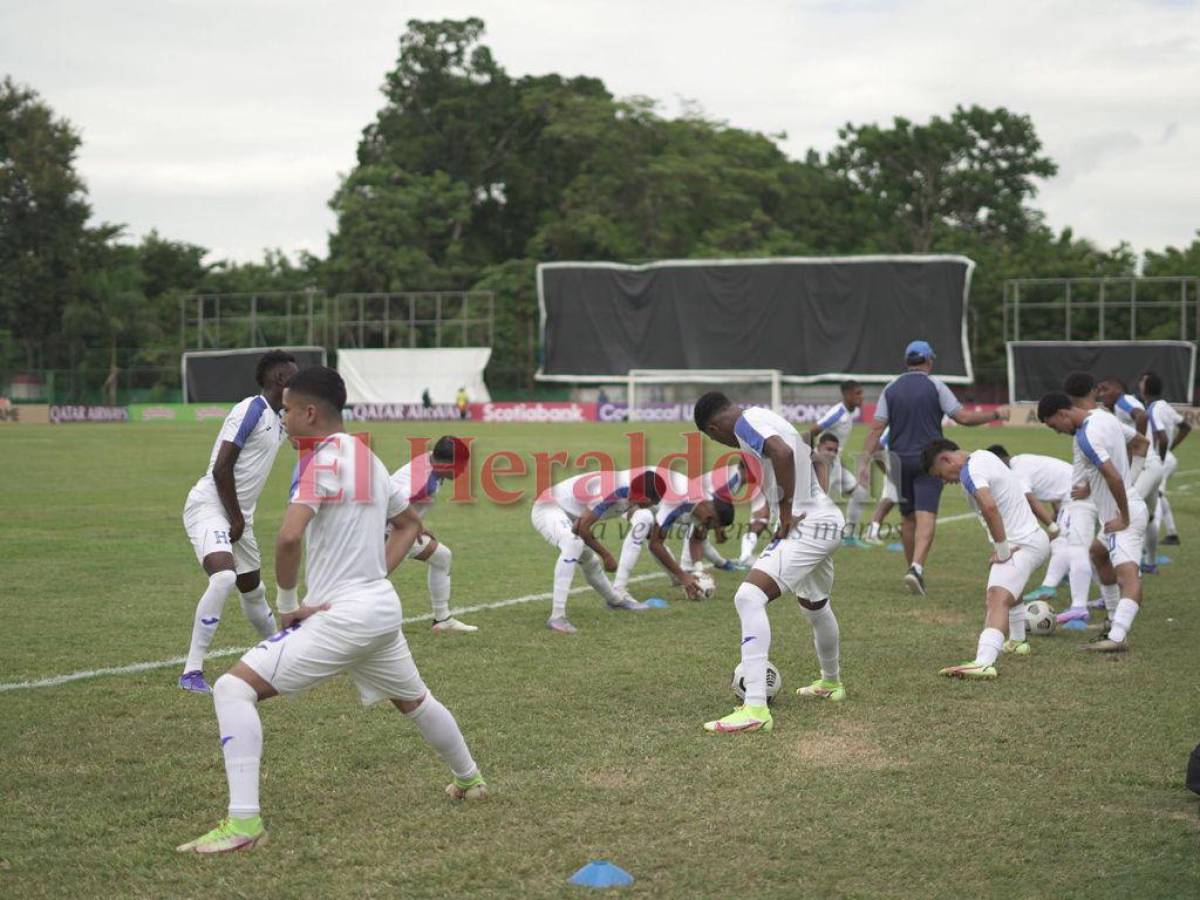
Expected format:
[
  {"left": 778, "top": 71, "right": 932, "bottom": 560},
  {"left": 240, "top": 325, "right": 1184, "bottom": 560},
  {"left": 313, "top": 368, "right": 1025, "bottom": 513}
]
[
  {"left": 1158, "top": 492, "right": 1177, "bottom": 536},
  {"left": 426, "top": 543, "right": 453, "bottom": 620},
  {"left": 1068, "top": 544, "right": 1091, "bottom": 610},
  {"left": 1100, "top": 582, "right": 1120, "bottom": 615},
  {"left": 551, "top": 544, "right": 580, "bottom": 619},
  {"left": 801, "top": 601, "right": 840, "bottom": 682},
  {"left": 974, "top": 627, "right": 1005, "bottom": 668},
  {"left": 580, "top": 551, "right": 620, "bottom": 604},
  {"left": 614, "top": 509, "right": 653, "bottom": 591},
  {"left": 847, "top": 486, "right": 869, "bottom": 530},
  {"left": 912, "top": 562, "right": 924, "bottom": 576},
  {"left": 1143, "top": 509, "right": 1159, "bottom": 566},
  {"left": 213, "top": 674, "right": 262, "bottom": 818},
  {"left": 1042, "top": 541, "right": 1070, "bottom": 589},
  {"left": 681, "top": 535, "right": 696, "bottom": 571},
  {"left": 1107, "top": 597, "right": 1139, "bottom": 642},
  {"left": 239, "top": 584, "right": 276, "bottom": 639},
  {"left": 739, "top": 531, "right": 759, "bottom": 563},
  {"left": 703, "top": 540, "right": 728, "bottom": 567},
  {"left": 733, "top": 583, "right": 771, "bottom": 706},
  {"left": 867, "top": 521, "right": 881, "bottom": 540},
  {"left": 185, "top": 570, "right": 237, "bottom": 672},
  {"left": 1008, "top": 605, "right": 1026, "bottom": 642},
  {"left": 405, "top": 693, "right": 478, "bottom": 780}
]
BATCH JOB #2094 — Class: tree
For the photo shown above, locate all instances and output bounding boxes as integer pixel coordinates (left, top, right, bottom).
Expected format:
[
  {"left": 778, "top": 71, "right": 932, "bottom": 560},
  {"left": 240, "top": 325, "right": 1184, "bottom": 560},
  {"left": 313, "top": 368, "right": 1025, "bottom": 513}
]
[{"left": 0, "top": 77, "right": 91, "bottom": 368}]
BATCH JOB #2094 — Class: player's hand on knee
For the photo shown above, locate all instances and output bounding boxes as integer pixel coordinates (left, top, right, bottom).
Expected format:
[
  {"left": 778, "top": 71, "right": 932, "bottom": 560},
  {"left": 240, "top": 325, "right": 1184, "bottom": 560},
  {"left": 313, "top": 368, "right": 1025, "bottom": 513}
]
[
  {"left": 280, "top": 601, "right": 331, "bottom": 629},
  {"left": 1102, "top": 516, "right": 1128, "bottom": 533}
]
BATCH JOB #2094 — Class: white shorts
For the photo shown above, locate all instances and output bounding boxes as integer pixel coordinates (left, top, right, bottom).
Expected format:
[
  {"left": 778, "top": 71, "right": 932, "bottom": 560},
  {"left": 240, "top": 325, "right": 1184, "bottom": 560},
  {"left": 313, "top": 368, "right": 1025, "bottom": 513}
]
[
  {"left": 829, "top": 460, "right": 860, "bottom": 499},
  {"left": 182, "top": 500, "right": 260, "bottom": 575},
  {"left": 987, "top": 530, "right": 1050, "bottom": 599},
  {"left": 241, "top": 606, "right": 426, "bottom": 706},
  {"left": 1134, "top": 458, "right": 1164, "bottom": 507},
  {"left": 1099, "top": 504, "right": 1149, "bottom": 569},
  {"left": 1162, "top": 451, "right": 1178, "bottom": 483},
  {"left": 751, "top": 512, "right": 843, "bottom": 599},
  {"left": 1066, "top": 499, "right": 1097, "bottom": 549},
  {"left": 532, "top": 502, "right": 580, "bottom": 552},
  {"left": 882, "top": 475, "right": 898, "bottom": 504}
]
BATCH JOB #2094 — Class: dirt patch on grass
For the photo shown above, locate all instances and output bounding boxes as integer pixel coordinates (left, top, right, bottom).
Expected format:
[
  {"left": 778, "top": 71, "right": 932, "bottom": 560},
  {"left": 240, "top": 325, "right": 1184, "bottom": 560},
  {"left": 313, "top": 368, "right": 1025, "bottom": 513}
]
[
  {"left": 910, "top": 608, "right": 971, "bottom": 627},
  {"left": 583, "top": 769, "right": 646, "bottom": 789},
  {"left": 784, "top": 720, "right": 901, "bottom": 771}
]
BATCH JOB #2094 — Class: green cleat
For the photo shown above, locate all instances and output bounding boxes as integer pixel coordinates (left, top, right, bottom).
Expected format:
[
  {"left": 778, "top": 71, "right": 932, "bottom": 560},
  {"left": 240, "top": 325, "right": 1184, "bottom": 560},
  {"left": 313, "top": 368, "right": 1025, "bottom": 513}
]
[
  {"left": 703, "top": 704, "right": 773, "bottom": 734},
  {"left": 938, "top": 661, "right": 997, "bottom": 680},
  {"left": 176, "top": 816, "right": 266, "bottom": 854},
  {"left": 446, "top": 771, "right": 489, "bottom": 801},
  {"left": 796, "top": 678, "right": 846, "bottom": 701},
  {"left": 1002, "top": 640, "right": 1031, "bottom": 656}
]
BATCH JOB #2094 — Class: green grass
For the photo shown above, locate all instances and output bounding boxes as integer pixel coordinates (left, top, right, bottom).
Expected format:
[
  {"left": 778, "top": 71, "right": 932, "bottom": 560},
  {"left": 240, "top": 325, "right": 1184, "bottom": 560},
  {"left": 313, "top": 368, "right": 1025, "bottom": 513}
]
[{"left": 2, "top": 421, "right": 1198, "bottom": 898}]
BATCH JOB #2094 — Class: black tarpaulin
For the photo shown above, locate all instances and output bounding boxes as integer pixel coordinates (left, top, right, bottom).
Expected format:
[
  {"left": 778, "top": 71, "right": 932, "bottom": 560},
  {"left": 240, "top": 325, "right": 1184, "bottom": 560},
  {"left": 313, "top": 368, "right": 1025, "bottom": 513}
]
[
  {"left": 1007, "top": 341, "right": 1196, "bottom": 403},
  {"left": 183, "top": 347, "right": 327, "bottom": 402}
]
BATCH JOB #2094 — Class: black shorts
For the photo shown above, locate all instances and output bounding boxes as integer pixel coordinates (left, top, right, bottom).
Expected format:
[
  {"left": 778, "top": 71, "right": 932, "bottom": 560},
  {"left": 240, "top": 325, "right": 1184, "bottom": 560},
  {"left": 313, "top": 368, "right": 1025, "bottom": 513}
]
[{"left": 897, "top": 453, "right": 943, "bottom": 517}]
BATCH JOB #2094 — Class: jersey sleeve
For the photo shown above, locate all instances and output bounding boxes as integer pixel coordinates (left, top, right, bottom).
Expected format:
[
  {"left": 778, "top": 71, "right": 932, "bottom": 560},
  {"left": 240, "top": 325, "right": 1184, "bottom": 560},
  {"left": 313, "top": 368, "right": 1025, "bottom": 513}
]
[
  {"left": 816, "top": 404, "right": 846, "bottom": 430},
  {"left": 960, "top": 455, "right": 988, "bottom": 495},
  {"left": 656, "top": 500, "right": 694, "bottom": 530},
  {"left": 219, "top": 397, "right": 267, "bottom": 449},
  {"left": 1116, "top": 395, "right": 1144, "bottom": 414},
  {"left": 385, "top": 466, "right": 410, "bottom": 520},
  {"left": 734, "top": 411, "right": 775, "bottom": 456},
  {"left": 1075, "top": 422, "right": 1111, "bottom": 468},
  {"left": 934, "top": 379, "right": 962, "bottom": 416},
  {"left": 288, "top": 449, "right": 342, "bottom": 513},
  {"left": 591, "top": 486, "right": 630, "bottom": 518}
]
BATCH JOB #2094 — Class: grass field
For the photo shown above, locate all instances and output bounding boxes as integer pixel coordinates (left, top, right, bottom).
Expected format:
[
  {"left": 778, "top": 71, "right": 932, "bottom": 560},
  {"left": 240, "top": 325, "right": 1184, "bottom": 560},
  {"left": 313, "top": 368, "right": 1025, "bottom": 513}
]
[{"left": 2, "top": 420, "right": 1199, "bottom": 898}]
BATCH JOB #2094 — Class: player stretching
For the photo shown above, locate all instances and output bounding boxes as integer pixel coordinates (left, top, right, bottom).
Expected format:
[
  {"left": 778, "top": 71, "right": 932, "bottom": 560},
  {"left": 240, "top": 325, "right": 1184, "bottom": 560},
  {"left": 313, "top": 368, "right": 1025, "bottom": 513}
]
[
  {"left": 1038, "top": 391, "right": 1148, "bottom": 653},
  {"left": 177, "top": 367, "right": 486, "bottom": 854},
  {"left": 1139, "top": 371, "right": 1191, "bottom": 565},
  {"left": 984, "top": 445, "right": 1075, "bottom": 604},
  {"left": 1096, "top": 376, "right": 1163, "bottom": 571},
  {"left": 179, "top": 350, "right": 299, "bottom": 693},
  {"left": 861, "top": 427, "right": 896, "bottom": 546},
  {"left": 389, "top": 436, "right": 477, "bottom": 633},
  {"left": 924, "top": 440, "right": 1051, "bottom": 678},
  {"left": 532, "top": 468, "right": 665, "bottom": 633},
  {"left": 695, "top": 392, "right": 846, "bottom": 734},
  {"left": 807, "top": 380, "right": 871, "bottom": 546}
]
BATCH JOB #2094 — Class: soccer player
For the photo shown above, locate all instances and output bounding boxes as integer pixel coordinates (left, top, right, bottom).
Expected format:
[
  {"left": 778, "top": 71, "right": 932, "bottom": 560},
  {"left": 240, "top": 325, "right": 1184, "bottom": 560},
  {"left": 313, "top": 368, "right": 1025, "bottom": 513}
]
[
  {"left": 924, "top": 440, "right": 1051, "bottom": 678},
  {"left": 389, "top": 436, "right": 477, "bottom": 634},
  {"left": 861, "top": 427, "right": 897, "bottom": 546},
  {"left": 177, "top": 366, "right": 486, "bottom": 855},
  {"left": 985, "top": 445, "right": 1075, "bottom": 604},
  {"left": 860, "top": 340, "right": 1004, "bottom": 596},
  {"left": 1140, "top": 371, "right": 1191, "bottom": 555},
  {"left": 1037, "top": 391, "right": 1148, "bottom": 653},
  {"left": 1095, "top": 377, "right": 1148, "bottom": 433},
  {"left": 694, "top": 392, "right": 847, "bottom": 735},
  {"left": 808, "top": 380, "right": 870, "bottom": 546},
  {"left": 179, "top": 350, "right": 299, "bottom": 694},
  {"left": 1096, "top": 375, "right": 1162, "bottom": 569},
  {"left": 532, "top": 467, "right": 666, "bottom": 633}
]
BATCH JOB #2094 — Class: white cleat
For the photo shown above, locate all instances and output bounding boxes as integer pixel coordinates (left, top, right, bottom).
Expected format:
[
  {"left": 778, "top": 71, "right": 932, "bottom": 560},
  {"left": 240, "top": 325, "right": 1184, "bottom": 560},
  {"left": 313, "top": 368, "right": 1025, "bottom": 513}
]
[
  {"left": 607, "top": 594, "right": 650, "bottom": 611},
  {"left": 431, "top": 616, "right": 478, "bottom": 634}
]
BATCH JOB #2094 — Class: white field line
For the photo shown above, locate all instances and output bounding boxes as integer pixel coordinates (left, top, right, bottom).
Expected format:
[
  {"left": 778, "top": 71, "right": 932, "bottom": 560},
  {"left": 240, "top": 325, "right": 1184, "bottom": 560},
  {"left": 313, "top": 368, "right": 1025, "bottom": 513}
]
[{"left": 4, "top": 475, "right": 1195, "bottom": 695}]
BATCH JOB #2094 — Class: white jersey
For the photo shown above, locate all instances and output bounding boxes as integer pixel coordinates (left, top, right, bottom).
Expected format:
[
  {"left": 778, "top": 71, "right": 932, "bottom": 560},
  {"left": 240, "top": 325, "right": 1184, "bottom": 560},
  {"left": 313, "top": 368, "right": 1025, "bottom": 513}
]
[
  {"left": 289, "top": 432, "right": 408, "bottom": 632},
  {"left": 540, "top": 468, "right": 659, "bottom": 522},
  {"left": 1112, "top": 394, "right": 1145, "bottom": 429},
  {"left": 187, "top": 394, "right": 286, "bottom": 519},
  {"left": 960, "top": 450, "right": 1041, "bottom": 545},
  {"left": 1075, "top": 409, "right": 1148, "bottom": 524},
  {"left": 1147, "top": 399, "right": 1183, "bottom": 459},
  {"left": 390, "top": 452, "right": 443, "bottom": 520},
  {"left": 814, "top": 401, "right": 856, "bottom": 449},
  {"left": 734, "top": 406, "right": 836, "bottom": 520},
  {"left": 653, "top": 464, "right": 743, "bottom": 531},
  {"left": 1071, "top": 408, "right": 1136, "bottom": 490},
  {"left": 1009, "top": 454, "right": 1072, "bottom": 503}
]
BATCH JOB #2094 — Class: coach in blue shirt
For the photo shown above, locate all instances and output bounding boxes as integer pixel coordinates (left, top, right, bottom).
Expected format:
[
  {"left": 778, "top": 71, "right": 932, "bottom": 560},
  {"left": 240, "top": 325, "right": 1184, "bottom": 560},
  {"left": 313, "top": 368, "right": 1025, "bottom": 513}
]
[{"left": 860, "top": 340, "right": 1003, "bottom": 595}]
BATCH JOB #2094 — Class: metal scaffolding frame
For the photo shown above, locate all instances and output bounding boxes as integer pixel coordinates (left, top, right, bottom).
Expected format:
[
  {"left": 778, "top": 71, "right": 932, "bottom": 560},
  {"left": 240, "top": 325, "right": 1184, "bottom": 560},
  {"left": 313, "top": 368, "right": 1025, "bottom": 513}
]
[{"left": 1002, "top": 276, "right": 1199, "bottom": 343}]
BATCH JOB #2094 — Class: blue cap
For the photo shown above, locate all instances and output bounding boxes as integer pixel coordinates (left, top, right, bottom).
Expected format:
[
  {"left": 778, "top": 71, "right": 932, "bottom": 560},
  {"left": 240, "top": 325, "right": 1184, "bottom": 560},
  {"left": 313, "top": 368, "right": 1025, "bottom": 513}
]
[{"left": 905, "top": 340, "right": 935, "bottom": 360}]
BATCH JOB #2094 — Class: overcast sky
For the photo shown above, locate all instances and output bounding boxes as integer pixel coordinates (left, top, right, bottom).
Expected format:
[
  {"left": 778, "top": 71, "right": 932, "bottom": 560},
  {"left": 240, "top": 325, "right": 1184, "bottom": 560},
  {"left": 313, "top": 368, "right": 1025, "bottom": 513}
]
[{"left": 2, "top": 0, "right": 1197, "bottom": 263}]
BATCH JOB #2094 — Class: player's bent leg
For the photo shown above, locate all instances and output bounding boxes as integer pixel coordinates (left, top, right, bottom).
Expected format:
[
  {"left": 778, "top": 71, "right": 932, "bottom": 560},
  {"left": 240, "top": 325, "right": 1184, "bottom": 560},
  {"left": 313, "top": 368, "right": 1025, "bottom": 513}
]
[
  {"left": 614, "top": 508, "right": 654, "bottom": 593},
  {"left": 705, "top": 570, "right": 779, "bottom": 734},
  {"left": 182, "top": 561, "right": 239, "bottom": 692},
  {"left": 941, "top": 587, "right": 1012, "bottom": 680},
  {"left": 547, "top": 530, "right": 584, "bottom": 632},
  {"left": 234, "top": 571, "right": 278, "bottom": 640},
  {"left": 422, "top": 542, "right": 476, "bottom": 634},
  {"left": 796, "top": 596, "right": 845, "bottom": 701}
]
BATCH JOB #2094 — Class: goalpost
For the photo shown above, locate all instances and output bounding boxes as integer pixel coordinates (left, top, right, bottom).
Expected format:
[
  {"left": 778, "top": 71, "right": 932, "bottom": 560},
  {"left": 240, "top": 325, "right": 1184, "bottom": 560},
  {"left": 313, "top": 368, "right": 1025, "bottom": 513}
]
[{"left": 625, "top": 369, "right": 783, "bottom": 421}]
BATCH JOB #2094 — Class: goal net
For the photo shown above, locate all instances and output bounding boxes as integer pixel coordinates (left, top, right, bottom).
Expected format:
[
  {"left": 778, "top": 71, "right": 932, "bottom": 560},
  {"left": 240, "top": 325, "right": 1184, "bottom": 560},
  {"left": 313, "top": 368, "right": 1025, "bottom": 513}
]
[{"left": 625, "top": 369, "right": 782, "bottom": 422}]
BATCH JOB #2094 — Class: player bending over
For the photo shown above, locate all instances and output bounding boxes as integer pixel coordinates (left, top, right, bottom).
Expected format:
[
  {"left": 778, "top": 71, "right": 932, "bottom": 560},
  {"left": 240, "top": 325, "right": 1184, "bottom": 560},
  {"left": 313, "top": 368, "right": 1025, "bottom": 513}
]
[
  {"left": 1139, "top": 371, "right": 1191, "bottom": 566},
  {"left": 532, "top": 467, "right": 666, "bottom": 633},
  {"left": 389, "top": 436, "right": 477, "bottom": 634},
  {"left": 807, "top": 381, "right": 871, "bottom": 545},
  {"left": 1038, "top": 391, "right": 1147, "bottom": 653},
  {"left": 695, "top": 392, "right": 846, "bottom": 735},
  {"left": 177, "top": 366, "right": 486, "bottom": 854},
  {"left": 179, "top": 350, "right": 299, "bottom": 693},
  {"left": 924, "top": 440, "right": 1051, "bottom": 679}
]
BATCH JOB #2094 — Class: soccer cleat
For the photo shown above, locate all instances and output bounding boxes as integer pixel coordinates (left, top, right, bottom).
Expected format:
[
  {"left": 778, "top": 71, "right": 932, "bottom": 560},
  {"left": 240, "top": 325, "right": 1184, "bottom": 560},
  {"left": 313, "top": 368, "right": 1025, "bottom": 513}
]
[
  {"left": 796, "top": 678, "right": 846, "bottom": 701},
  {"left": 1056, "top": 607, "right": 1088, "bottom": 626},
  {"left": 179, "top": 670, "right": 211, "bottom": 694},
  {"left": 546, "top": 616, "right": 577, "bottom": 634},
  {"left": 1140, "top": 562, "right": 1158, "bottom": 575},
  {"left": 445, "top": 771, "right": 489, "bottom": 801},
  {"left": 1022, "top": 585, "right": 1056, "bottom": 602},
  {"left": 1002, "top": 639, "right": 1031, "bottom": 656},
  {"left": 903, "top": 566, "right": 927, "bottom": 596},
  {"left": 703, "top": 704, "right": 773, "bottom": 734},
  {"left": 606, "top": 594, "right": 649, "bottom": 611},
  {"left": 431, "top": 617, "right": 478, "bottom": 635},
  {"left": 1080, "top": 636, "right": 1128, "bottom": 653},
  {"left": 860, "top": 534, "right": 885, "bottom": 547},
  {"left": 176, "top": 816, "right": 266, "bottom": 854},
  {"left": 1161, "top": 534, "right": 1180, "bottom": 546},
  {"left": 841, "top": 536, "right": 868, "bottom": 549},
  {"left": 1088, "top": 597, "right": 1106, "bottom": 609},
  {"left": 939, "top": 661, "right": 997, "bottom": 680}
]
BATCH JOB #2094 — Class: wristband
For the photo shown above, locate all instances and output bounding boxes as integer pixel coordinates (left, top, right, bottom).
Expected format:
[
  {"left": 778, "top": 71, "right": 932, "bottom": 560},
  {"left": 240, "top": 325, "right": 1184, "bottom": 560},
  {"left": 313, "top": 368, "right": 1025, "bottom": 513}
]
[
  {"left": 1046, "top": 522, "right": 1060, "bottom": 537},
  {"left": 276, "top": 586, "right": 299, "bottom": 614},
  {"left": 993, "top": 540, "right": 1011, "bottom": 562}
]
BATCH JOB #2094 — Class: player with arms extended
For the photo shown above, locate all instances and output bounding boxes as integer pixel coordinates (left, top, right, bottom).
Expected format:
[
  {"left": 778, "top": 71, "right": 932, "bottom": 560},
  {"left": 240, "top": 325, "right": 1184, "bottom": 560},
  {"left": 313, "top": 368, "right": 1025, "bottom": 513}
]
[
  {"left": 179, "top": 350, "right": 299, "bottom": 693},
  {"left": 695, "top": 392, "right": 847, "bottom": 735},
  {"left": 924, "top": 440, "right": 1051, "bottom": 679},
  {"left": 177, "top": 367, "right": 487, "bottom": 854},
  {"left": 389, "top": 435, "right": 477, "bottom": 634}
]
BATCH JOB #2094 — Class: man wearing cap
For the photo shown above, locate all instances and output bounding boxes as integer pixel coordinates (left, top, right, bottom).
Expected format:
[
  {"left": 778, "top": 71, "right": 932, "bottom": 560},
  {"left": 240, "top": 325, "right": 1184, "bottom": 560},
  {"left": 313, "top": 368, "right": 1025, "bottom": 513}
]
[{"left": 860, "top": 340, "right": 1004, "bottom": 595}]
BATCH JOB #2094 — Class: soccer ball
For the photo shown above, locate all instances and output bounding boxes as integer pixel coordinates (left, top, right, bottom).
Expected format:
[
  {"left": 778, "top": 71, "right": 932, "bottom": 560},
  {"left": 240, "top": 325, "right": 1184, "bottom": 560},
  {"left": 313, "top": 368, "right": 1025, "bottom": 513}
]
[
  {"left": 1025, "top": 600, "right": 1056, "bottom": 635},
  {"left": 694, "top": 572, "right": 717, "bottom": 599},
  {"left": 731, "top": 661, "right": 782, "bottom": 703}
]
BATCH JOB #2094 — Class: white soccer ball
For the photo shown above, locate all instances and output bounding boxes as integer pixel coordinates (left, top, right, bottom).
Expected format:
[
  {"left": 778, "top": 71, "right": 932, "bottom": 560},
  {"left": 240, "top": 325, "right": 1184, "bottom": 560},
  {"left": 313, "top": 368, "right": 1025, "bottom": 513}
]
[
  {"left": 695, "top": 572, "right": 717, "bottom": 599},
  {"left": 1025, "top": 600, "right": 1056, "bottom": 636},
  {"left": 731, "top": 661, "right": 782, "bottom": 704}
]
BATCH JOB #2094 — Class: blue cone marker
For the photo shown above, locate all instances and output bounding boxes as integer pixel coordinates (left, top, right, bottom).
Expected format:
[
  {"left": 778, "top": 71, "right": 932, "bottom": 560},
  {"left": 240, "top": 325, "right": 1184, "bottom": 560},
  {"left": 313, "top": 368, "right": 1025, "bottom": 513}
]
[
  {"left": 644, "top": 597, "right": 668, "bottom": 608},
  {"left": 569, "top": 859, "right": 635, "bottom": 888}
]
